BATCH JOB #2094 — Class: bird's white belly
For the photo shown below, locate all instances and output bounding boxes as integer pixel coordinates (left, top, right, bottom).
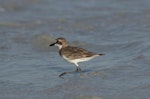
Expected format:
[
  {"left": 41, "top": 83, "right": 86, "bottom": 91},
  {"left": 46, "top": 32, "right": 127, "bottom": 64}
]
[{"left": 62, "top": 55, "right": 95, "bottom": 64}]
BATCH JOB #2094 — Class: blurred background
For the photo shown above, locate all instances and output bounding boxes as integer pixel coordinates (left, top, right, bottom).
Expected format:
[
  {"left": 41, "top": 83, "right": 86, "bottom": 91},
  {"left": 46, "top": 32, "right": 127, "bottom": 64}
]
[{"left": 0, "top": 0, "right": 150, "bottom": 99}]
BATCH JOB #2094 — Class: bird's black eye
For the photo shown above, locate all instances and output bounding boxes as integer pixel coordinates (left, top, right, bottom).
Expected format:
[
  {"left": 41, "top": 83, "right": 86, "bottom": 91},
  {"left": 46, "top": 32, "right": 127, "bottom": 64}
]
[{"left": 57, "top": 41, "right": 62, "bottom": 45}]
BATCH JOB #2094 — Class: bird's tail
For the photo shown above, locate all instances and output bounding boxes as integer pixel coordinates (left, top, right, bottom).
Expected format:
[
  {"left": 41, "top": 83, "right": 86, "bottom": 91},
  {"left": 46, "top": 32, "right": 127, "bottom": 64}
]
[
  {"left": 94, "top": 53, "right": 105, "bottom": 57},
  {"left": 98, "top": 54, "right": 105, "bottom": 56}
]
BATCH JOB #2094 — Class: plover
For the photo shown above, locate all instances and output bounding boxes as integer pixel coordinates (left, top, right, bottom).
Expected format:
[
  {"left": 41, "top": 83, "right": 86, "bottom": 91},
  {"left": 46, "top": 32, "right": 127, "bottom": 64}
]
[{"left": 50, "top": 37, "right": 104, "bottom": 77}]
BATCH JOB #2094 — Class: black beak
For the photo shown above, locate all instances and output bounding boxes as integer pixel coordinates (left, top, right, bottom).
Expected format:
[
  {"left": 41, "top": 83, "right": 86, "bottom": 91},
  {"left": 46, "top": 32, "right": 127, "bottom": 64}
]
[{"left": 49, "top": 43, "right": 56, "bottom": 46}]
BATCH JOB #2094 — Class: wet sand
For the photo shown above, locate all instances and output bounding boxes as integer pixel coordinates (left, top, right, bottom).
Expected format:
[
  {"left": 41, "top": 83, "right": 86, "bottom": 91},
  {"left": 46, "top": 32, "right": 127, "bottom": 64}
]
[{"left": 0, "top": 0, "right": 150, "bottom": 99}]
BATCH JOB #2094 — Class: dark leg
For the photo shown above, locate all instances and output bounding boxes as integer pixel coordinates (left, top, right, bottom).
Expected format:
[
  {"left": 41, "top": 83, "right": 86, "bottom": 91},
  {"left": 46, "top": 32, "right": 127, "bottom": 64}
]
[
  {"left": 59, "top": 66, "right": 79, "bottom": 78},
  {"left": 77, "top": 66, "right": 83, "bottom": 76},
  {"left": 59, "top": 72, "right": 67, "bottom": 78},
  {"left": 75, "top": 63, "right": 83, "bottom": 76}
]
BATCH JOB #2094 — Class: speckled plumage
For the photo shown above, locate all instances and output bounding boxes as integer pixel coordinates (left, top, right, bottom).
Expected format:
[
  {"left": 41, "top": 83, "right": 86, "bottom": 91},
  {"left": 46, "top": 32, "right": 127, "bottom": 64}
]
[
  {"left": 50, "top": 37, "right": 104, "bottom": 77},
  {"left": 60, "top": 46, "right": 99, "bottom": 60}
]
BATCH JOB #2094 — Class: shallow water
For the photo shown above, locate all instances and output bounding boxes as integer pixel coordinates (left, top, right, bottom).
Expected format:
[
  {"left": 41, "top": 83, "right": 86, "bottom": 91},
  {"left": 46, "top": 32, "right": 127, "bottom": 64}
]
[{"left": 0, "top": 0, "right": 150, "bottom": 99}]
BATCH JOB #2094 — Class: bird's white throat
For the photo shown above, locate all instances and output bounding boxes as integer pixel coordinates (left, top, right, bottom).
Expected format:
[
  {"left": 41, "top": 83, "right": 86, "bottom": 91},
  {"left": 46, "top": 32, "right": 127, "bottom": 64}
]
[{"left": 55, "top": 44, "right": 62, "bottom": 49}]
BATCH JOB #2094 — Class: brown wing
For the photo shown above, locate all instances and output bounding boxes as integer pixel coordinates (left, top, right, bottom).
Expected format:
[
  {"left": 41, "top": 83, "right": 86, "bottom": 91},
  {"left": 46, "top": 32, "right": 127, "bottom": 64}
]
[{"left": 60, "top": 46, "right": 96, "bottom": 60}]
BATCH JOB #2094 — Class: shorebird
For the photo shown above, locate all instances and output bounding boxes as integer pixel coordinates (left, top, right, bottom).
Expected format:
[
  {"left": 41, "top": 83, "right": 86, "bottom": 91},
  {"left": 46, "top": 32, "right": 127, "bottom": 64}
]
[{"left": 50, "top": 37, "right": 104, "bottom": 77}]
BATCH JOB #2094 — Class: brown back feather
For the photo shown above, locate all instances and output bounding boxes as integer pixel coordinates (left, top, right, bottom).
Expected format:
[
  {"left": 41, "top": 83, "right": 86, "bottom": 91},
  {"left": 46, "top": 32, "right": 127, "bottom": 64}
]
[{"left": 60, "top": 46, "right": 96, "bottom": 60}]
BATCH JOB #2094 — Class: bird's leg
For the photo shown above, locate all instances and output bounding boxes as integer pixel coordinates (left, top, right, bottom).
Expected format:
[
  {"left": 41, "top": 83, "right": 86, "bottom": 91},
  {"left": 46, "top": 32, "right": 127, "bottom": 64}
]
[
  {"left": 77, "top": 66, "right": 83, "bottom": 76},
  {"left": 59, "top": 65, "right": 79, "bottom": 78},
  {"left": 74, "top": 66, "right": 79, "bottom": 72},
  {"left": 59, "top": 72, "right": 67, "bottom": 78},
  {"left": 75, "top": 63, "right": 83, "bottom": 76}
]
